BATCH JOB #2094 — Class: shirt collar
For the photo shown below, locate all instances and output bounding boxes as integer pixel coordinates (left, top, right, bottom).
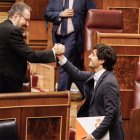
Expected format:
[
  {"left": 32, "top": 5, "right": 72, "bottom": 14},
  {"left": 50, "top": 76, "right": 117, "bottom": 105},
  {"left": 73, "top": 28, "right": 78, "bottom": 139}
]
[{"left": 93, "top": 69, "right": 106, "bottom": 81}]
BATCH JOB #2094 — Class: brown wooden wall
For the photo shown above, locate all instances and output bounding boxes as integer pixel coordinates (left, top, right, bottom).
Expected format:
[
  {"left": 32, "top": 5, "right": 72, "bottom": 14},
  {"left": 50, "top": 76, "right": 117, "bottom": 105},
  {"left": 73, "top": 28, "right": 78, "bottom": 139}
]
[
  {"left": 0, "top": 92, "right": 70, "bottom": 140},
  {"left": 94, "top": 0, "right": 140, "bottom": 9},
  {"left": 24, "top": 0, "right": 48, "bottom": 20}
]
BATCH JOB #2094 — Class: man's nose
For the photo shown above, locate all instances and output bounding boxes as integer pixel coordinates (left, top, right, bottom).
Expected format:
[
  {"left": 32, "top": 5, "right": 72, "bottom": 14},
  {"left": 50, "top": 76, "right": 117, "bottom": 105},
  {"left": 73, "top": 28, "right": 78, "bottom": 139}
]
[{"left": 88, "top": 54, "right": 91, "bottom": 58}]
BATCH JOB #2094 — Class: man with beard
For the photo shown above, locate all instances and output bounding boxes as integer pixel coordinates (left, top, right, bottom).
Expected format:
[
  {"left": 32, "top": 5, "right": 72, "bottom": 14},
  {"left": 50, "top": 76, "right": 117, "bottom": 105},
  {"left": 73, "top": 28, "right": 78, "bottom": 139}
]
[{"left": 0, "top": 2, "right": 65, "bottom": 93}]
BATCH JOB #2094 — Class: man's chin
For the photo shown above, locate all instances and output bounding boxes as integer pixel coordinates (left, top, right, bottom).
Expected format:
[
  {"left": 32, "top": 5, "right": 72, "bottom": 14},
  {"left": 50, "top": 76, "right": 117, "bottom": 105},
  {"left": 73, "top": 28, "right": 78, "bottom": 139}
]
[{"left": 88, "top": 64, "right": 93, "bottom": 69}]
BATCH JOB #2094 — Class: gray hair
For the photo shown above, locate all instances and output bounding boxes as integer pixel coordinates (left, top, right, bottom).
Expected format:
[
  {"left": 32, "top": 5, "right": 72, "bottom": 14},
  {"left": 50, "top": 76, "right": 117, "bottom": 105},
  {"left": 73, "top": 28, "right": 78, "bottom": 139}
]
[{"left": 8, "top": 2, "right": 32, "bottom": 18}]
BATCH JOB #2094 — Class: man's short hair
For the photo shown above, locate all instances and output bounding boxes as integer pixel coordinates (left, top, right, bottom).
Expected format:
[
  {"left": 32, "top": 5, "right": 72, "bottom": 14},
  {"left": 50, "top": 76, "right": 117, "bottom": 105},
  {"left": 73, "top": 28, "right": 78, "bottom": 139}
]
[
  {"left": 95, "top": 44, "right": 117, "bottom": 71},
  {"left": 8, "top": 2, "right": 31, "bottom": 18}
]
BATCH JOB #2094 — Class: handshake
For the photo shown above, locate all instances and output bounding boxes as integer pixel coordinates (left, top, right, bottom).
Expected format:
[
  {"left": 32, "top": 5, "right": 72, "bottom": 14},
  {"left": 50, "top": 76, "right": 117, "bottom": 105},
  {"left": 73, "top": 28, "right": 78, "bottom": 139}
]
[{"left": 52, "top": 43, "right": 65, "bottom": 56}]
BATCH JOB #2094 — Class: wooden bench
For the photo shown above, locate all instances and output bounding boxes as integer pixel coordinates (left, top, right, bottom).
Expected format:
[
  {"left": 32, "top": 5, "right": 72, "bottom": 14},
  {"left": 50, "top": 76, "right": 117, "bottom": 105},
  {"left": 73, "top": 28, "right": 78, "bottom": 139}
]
[{"left": 0, "top": 91, "right": 70, "bottom": 140}]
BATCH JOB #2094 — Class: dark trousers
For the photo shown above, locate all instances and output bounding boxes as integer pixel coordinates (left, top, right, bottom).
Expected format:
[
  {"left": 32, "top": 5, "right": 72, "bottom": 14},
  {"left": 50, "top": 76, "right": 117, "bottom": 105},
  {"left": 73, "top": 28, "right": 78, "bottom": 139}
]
[
  {"left": 56, "top": 33, "right": 83, "bottom": 91},
  {"left": 0, "top": 74, "right": 22, "bottom": 93}
]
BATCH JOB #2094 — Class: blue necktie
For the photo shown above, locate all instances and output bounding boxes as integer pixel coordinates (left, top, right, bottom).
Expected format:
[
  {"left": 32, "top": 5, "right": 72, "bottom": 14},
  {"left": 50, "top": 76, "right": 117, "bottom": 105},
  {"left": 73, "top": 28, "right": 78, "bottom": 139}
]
[{"left": 61, "top": 0, "right": 69, "bottom": 36}]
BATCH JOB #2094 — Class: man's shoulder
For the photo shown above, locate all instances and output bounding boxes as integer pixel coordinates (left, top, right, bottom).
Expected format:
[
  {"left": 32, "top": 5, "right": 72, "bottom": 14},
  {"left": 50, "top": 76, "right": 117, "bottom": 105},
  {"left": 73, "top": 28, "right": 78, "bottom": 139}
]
[
  {"left": 103, "top": 71, "right": 117, "bottom": 82},
  {"left": 0, "top": 20, "right": 17, "bottom": 32}
]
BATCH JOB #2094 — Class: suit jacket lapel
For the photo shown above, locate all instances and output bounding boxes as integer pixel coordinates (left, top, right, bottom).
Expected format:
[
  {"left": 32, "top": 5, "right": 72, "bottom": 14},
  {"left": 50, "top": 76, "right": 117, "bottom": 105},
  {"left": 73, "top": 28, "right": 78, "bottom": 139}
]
[
  {"left": 85, "top": 75, "right": 94, "bottom": 84},
  {"left": 84, "top": 75, "right": 94, "bottom": 101},
  {"left": 89, "top": 71, "right": 110, "bottom": 107},
  {"left": 72, "top": 0, "right": 77, "bottom": 9}
]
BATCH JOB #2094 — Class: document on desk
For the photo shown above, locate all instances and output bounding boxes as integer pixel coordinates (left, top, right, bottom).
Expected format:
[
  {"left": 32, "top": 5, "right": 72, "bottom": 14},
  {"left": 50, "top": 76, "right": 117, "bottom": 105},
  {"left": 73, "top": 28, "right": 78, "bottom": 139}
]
[{"left": 76, "top": 116, "right": 109, "bottom": 140}]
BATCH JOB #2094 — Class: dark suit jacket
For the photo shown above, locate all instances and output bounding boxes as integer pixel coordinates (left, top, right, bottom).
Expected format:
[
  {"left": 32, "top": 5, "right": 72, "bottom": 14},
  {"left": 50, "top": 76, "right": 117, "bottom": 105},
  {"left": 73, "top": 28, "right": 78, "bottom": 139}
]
[
  {"left": 44, "top": 0, "right": 96, "bottom": 53},
  {"left": 0, "top": 20, "right": 55, "bottom": 84},
  {"left": 62, "top": 61, "right": 124, "bottom": 140}
]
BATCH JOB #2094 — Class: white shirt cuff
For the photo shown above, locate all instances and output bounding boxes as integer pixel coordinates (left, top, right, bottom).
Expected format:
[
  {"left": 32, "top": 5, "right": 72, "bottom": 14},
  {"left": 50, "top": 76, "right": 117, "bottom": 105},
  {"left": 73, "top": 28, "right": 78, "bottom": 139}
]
[
  {"left": 58, "top": 57, "right": 67, "bottom": 66},
  {"left": 52, "top": 48, "right": 56, "bottom": 60}
]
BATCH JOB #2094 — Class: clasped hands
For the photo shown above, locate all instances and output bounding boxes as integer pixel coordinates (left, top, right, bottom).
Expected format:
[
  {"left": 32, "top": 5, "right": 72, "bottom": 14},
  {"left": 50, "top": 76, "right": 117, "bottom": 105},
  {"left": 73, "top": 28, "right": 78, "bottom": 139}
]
[{"left": 52, "top": 43, "right": 65, "bottom": 56}]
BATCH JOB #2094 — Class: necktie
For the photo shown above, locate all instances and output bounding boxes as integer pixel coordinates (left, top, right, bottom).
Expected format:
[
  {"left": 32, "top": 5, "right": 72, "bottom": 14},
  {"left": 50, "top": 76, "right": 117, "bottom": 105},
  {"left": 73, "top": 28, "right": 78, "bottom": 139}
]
[{"left": 61, "top": 0, "right": 69, "bottom": 36}]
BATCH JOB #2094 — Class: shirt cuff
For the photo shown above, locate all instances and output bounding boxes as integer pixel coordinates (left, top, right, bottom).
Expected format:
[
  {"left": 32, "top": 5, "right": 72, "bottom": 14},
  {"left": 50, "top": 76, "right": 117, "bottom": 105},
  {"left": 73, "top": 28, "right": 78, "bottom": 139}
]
[
  {"left": 58, "top": 57, "right": 67, "bottom": 66},
  {"left": 52, "top": 48, "right": 56, "bottom": 60},
  {"left": 90, "top": 134, "right": 96, "bottom": 140},
  {"left": 59, "top": 11, "right": 63, "bottom": 17}
]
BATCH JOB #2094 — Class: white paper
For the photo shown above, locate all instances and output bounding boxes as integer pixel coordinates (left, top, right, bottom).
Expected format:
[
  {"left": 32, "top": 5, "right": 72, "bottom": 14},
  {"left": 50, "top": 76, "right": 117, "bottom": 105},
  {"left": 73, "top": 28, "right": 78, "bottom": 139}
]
[{"left": 76, "top": 116, "right": 109, "bottom": 140}]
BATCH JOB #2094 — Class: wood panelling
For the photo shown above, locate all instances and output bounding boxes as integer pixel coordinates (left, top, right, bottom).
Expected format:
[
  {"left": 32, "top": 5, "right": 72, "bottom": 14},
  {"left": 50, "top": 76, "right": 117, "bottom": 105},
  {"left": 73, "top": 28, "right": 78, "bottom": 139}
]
[
  {"left": 0, "top": 2, "right": 14, "bottom": 12},
  {"left": 0, "top": 0, "right": 15, "bottom": 2},
  {"left": 30, "top": 63, "right": 56, "bottom": 91},
  {"left": 109, "top": 7, "right": 140, "bottom": 33},
  {"left": 24, "top": 0, "right": 48, "bottom": 20},
  {"left": 94, "top": 0, "right": 103, "bottom": 9},
  {"left": 27, "top": 20, "right": 48, "bottom": 50},
  {"left": 0, "top": 108, "right": 21, "bottom": 139},
  {"left": 28, "top": 21, "right": 47, "bottom": 41},
  {"left": 120, "top": 90, "right": 133, "bottom": 119},
  {"left": 0, "top": 92, "right": 70, "bottom": 140},
  {"left": 96, "top": 33, "right": 140, "bottom": 47},
  {"left": 120, "top": 90, "right": 133, "bottom": 140},
  {"left": 115, "top": 56, "right": 138, "bottom": 90},
  {"left": 26, "top": 117, "right": 61, "bottom": 140},
  {"left": 101, "top": 0, "right": 140, "bottom": 9},
  {"left": 0, "top": 12, "right": 8, "bottom": 23},
  {"left": 27, "top": 20, "right": 53, "bottom": 50},
  {"left": 130, "top": 109, "right": 140, "bottom": 140}
]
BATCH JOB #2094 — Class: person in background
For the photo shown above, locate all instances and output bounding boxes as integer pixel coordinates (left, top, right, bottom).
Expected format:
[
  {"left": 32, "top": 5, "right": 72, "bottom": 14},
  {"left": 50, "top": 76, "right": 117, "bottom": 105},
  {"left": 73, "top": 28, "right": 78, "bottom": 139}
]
[
  {"left": 45, "top": 0, "right": 96, "bottom": 91},
  {"left": 0, "top": 2, "right": 65, "bottom": 93},
  {"left": 57, "top": 44, "right": 124, "bottom": 140}
]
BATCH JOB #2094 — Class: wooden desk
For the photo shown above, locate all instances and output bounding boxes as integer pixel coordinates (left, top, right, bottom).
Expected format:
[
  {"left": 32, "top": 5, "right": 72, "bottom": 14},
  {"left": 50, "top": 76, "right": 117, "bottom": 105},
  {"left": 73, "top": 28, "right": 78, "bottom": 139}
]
[{"left": 0, "top": 92, "right": 70, "bottom": 140}]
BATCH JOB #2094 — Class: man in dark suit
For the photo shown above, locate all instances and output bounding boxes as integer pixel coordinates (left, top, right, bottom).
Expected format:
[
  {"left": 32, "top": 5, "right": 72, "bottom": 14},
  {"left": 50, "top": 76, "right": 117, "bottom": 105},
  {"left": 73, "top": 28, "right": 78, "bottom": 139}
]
[
  {"left": 57, "top": 44, "right": 124, "bottom": 140},
  {"left": 45, "top": 0, "right": 96, "bottom": 91},
  {"left": 0, "top": 2, "right": 65, "bottom": 93}
]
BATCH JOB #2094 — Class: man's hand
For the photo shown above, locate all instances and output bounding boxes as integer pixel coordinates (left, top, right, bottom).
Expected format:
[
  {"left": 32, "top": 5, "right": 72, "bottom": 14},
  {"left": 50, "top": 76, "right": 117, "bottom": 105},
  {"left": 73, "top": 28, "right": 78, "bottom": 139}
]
[
  {"left": 52, "top": 43, "right": 65, "bottom": 55},
  {"left": 81, "top": 134, "right": 94, "bottom": 140},
  {"left": 57, "top": 55, "right": 65, "bottom": 61},
  {"left": 60, "top": 9, "right": 74, "bottom": 17}
]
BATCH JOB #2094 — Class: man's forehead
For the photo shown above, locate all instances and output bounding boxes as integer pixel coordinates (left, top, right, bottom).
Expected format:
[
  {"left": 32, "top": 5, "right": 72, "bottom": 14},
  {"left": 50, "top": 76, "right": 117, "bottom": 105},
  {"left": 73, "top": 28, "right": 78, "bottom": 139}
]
[{"left": 23, "top": 9, "right": 30, "bottom": 15}]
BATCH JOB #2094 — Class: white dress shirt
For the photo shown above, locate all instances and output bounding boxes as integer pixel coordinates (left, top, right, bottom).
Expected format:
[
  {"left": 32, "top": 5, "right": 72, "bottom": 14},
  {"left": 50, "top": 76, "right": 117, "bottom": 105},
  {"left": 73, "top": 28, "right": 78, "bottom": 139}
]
[
  {"left": 93, "top": 69, "right": 106, "bottom": 89},
  {"left": 57, "top": 0, "right": 74, "bottom": 35}
]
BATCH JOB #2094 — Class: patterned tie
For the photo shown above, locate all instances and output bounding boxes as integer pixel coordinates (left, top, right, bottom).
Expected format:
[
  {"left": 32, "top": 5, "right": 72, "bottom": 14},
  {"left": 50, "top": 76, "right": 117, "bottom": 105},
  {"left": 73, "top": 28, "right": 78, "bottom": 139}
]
[{"left": 61, "top": 0, "right": 69, "bottom": 36}]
